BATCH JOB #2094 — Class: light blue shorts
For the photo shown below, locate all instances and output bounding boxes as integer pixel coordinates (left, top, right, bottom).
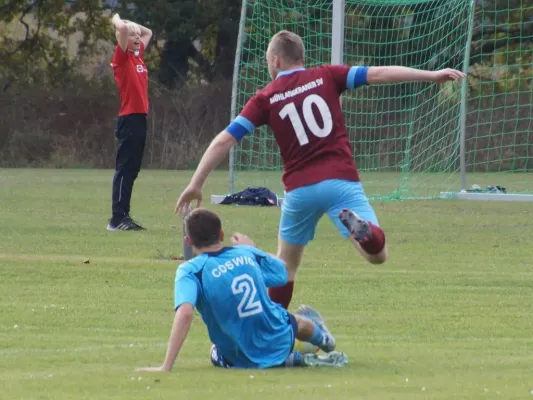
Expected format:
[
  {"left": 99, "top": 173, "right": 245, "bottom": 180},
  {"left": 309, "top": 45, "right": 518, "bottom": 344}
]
[{"left": 279, "top": 179, "right": 379, "bottom": 246}]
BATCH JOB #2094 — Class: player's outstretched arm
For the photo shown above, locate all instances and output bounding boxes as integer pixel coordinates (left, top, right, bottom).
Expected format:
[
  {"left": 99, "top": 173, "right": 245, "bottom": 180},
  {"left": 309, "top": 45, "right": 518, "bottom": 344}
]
[
  {"left": 175, "top": 131, "right": 237, "bottom": 214},
  {"left": 367, "top": 67, "right": 466, "bottom": 85},
  {"left": 190, "top": 130, "right": 237, "bottom": 189},
  {"left": 136, "top": 304, "right": 194, "bottom": 372},
  {"left": 111, "top": 14, "right": 129, "bottom": 51}
]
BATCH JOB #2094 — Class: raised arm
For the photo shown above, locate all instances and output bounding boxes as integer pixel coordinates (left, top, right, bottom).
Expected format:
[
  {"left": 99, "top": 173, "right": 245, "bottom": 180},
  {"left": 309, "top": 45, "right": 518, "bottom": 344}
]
[
  {"left": 367, "top": 67, "right": 465, "bottom": 85},
  {"left": 111, "top": 13, "right": 129, "bottom": 51},
  {"left": 175, "top": 130, "right": 237, "bottom": 214},
  {"left": 231, "top": 233, "right": 284, "bottom": 265},
  {"left": 230, "top": 235, "right": 288, "bottom": 288},
  {"left": 138, "top": 23, "right": 152, "bottom": 49},
  {"left": 190, "top": 131, "right": 236, "bottom": 190},
  {"left": 112, "top": 13, "right": 152, "bottom": 50},
  {"left": 175, "top": 95, "right": 266, "bottom": 215}
]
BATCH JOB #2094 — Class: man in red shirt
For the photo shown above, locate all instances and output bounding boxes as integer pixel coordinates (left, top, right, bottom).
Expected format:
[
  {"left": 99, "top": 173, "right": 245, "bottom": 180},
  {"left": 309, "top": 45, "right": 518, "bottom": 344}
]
[
  {"left": 107, "top": 14, "right": 152, "bottom": 231},
  {"left": 175, "top": 31, "right": 465, "bottom": 308}
]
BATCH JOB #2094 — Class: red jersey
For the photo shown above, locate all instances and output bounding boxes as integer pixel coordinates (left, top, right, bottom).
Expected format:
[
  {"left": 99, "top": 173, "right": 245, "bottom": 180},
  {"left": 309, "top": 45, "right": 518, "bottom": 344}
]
[
  {"left": 237, "top": 65, "right": 368, "bottom": 192},
  {"left": 111, "top": 43, "right": 149, "bottom": 116}
]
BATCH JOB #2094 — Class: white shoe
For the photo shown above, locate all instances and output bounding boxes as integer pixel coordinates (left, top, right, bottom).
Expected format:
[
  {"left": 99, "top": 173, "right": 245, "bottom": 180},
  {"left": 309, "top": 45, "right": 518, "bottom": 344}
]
[{"left": 302, "top": 351, "right": 348, "bottom": 367}]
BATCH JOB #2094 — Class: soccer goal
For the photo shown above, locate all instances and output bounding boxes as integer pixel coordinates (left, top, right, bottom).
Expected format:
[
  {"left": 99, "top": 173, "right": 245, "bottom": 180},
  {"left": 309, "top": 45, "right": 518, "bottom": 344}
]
[{"left": 211, "top": 0, "right": 533, "bottom": 205}]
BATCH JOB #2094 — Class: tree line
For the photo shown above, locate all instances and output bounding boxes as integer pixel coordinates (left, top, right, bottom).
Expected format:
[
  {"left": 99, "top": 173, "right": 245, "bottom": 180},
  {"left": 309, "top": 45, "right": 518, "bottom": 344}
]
[{"left": 0, "top": 0, "right": 531, "bottom": 171}]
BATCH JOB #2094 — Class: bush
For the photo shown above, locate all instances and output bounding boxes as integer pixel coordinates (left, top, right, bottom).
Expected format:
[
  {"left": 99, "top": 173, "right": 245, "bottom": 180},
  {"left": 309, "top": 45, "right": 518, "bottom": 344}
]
[{"left": 0, "top": 76, "right": 232, "bottom": 169}]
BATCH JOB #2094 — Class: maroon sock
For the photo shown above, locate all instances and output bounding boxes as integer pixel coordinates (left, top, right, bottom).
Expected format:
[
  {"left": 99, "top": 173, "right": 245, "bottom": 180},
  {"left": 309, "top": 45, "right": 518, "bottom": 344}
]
[
  {"left": 268, "top": 281, "right": 294, "bottom": 309},
  {"left": 360, "top": 223, "right": 386, "bottom": 255}
]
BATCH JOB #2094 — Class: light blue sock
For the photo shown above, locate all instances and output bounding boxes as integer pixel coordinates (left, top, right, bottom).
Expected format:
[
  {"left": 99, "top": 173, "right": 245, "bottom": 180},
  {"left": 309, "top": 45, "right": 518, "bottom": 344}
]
[{"left": 307, "top": 321, "right": 325, "bottom": 347}]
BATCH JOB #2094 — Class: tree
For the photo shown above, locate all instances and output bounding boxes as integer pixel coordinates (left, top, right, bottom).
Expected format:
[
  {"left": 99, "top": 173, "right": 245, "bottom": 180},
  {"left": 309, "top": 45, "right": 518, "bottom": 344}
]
[
  {"left": 467, "top": 0, "right": 533, "bottom": 91},
  {"left": 0, "top": 0, "right": 112, "bottom": 88},
  {"left": 116, "top": 0, "right": 241, "bottom": 89}
]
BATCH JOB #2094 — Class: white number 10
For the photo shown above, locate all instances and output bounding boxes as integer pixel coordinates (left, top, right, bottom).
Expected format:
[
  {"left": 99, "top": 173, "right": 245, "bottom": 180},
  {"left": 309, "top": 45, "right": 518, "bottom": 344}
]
[{"left": 279, "top": 94, "right": 333, "bottom": 146}]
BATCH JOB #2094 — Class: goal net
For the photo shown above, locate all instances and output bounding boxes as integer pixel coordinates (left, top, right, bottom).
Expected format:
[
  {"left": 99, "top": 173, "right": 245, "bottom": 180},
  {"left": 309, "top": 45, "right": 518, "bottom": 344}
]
[{"left": 228, "top": 0, "right": 533, "bottom": 200}]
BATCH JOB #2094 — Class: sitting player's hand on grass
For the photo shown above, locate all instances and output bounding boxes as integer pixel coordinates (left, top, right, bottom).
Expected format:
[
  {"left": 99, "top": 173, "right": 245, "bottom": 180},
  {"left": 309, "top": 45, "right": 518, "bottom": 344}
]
[
  {"left": 135, "top": 365, "right": 170, "bottom": 373},
  {"left": 432, "top": 68, "right": 466, "bottom": 83},
  {"left": 175, "top": 184, "right": 203, "bottom": 215},
  {"left": 231, "top": 232, "right": 255, "bottom": 247}
]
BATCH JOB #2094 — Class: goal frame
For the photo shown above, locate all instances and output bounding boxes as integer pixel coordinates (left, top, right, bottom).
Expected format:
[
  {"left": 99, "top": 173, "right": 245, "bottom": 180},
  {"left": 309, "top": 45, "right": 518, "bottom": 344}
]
[{"left": 212, "top": 0, "right": 533, "bottom": 205}]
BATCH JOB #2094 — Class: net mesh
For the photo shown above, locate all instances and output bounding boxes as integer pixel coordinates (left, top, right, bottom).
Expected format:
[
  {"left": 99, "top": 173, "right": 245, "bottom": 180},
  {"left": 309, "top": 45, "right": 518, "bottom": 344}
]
[
  {"left": 231, "top": 0, "right": 533, "bottom": 199},
  {"left": 465, "top": 0, "right": 533, "bottom": 193}
]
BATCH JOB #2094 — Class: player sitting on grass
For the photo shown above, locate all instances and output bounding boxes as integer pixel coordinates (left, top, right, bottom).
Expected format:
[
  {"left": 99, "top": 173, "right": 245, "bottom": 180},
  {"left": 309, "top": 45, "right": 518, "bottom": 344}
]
[
  {"left": 136, "top": 208, "right": 347, "bottom": 372},
  {"left": 175, "top": 30, "right": 466, "bottom": 309}
]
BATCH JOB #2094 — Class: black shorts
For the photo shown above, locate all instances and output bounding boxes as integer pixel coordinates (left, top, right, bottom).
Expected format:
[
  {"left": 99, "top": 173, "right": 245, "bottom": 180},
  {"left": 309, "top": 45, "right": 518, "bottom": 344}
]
[{"left": 288, "top": 312, "right": 298, "bottom": 354}]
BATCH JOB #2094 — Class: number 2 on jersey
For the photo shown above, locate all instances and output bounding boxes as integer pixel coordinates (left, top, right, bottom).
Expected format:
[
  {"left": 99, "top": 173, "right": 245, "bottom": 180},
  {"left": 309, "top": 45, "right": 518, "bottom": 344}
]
[
  {"left": 231, "top": 274, "right": 263, "bottom": 318},
  {"left": 279, "top": 94, "right": 333, "bottom": 146}
]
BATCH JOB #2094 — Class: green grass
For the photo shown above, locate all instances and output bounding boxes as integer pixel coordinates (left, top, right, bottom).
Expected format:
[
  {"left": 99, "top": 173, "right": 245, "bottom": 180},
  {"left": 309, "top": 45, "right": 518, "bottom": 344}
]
[{"left": 1, "top": 168, "right": 533, "bottom": 400}]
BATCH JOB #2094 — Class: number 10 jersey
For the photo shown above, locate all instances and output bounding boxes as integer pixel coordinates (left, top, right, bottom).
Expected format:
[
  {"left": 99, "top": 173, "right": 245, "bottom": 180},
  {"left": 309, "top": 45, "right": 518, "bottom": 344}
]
[{"left": 228, "top": 65, "right": 369, "bottom": 192}]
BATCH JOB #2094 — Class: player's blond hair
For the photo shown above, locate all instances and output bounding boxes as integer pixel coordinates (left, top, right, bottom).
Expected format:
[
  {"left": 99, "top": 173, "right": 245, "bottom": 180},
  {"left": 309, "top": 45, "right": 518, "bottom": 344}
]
[
  {"left": 115, "top": 20, "right": 141, "bottom": 41},
  {"left": 268, "top": 30, "right": 305, "bottom": 64}
]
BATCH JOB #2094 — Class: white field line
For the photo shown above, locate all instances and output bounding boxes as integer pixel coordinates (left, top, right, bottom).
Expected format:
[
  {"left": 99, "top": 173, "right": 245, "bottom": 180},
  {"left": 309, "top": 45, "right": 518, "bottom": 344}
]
[
  {"left": 0, "top": 253, "right": 176, "bottom": 265},
  {"left": 2, "top": 254, "right": 533, "bottom": 276},
  {"left": 2, "top": 334, "right": 531, "bottom": 358},
  {"left": 0, "top": 341, "right": 169, "bottom": 357}
]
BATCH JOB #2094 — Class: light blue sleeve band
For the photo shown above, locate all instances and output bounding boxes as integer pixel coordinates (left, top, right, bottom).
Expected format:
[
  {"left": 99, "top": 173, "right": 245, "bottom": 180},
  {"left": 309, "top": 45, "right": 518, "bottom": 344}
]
[
  {"left": 347, "top": 66, "right": 369, "bottom": 89},
  {"left": 226, "top": 116, "right": 255, "bottom": 141}
]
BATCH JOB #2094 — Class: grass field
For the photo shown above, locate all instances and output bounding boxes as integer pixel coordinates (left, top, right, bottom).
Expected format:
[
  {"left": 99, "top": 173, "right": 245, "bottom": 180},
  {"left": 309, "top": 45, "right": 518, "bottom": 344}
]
[{"left": 1, "top": 168, "right": 533, "bottom": 400}]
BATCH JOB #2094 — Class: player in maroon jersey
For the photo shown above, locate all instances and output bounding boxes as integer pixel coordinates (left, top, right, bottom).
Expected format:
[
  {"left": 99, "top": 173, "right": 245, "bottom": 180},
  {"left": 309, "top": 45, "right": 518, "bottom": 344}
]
[
  {"left": 175, "top": 30, "right": 465, "bottom": 309},
  {"left": 107, "top": 14, "right": 152, "bottom": 231}
]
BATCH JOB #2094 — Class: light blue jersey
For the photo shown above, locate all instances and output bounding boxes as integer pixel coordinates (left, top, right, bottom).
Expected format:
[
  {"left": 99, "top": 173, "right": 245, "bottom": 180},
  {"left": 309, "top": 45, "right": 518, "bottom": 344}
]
[{"left": 174, "top": 245, "right": 294, "bottom": 369}]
